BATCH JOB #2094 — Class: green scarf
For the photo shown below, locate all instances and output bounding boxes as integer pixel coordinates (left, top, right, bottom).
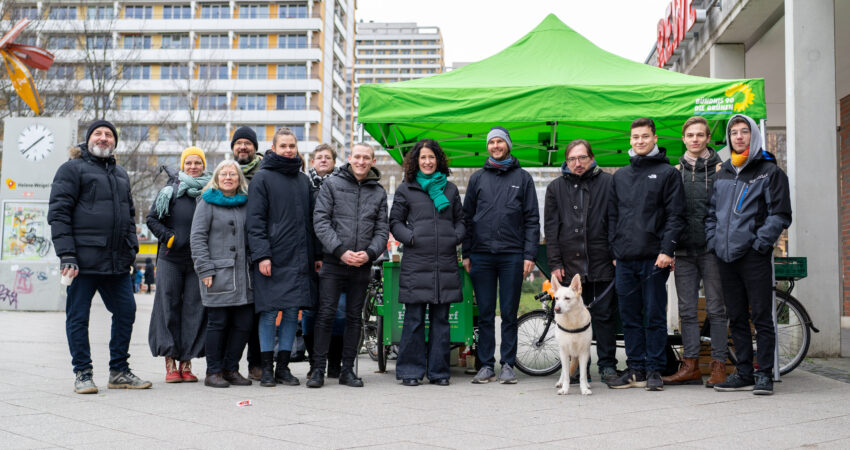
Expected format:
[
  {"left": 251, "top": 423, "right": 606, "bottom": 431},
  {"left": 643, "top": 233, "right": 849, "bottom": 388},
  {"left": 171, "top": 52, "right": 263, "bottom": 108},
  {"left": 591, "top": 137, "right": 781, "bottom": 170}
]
[
  {"left": 241, "top": 155, "right": 262, "bottom": 175},
  {"left": 416, "top": 170, "right": 450, "bottom": 212},
  {"left": 154, "top": 171, "right": 212, "bottom": 219}
]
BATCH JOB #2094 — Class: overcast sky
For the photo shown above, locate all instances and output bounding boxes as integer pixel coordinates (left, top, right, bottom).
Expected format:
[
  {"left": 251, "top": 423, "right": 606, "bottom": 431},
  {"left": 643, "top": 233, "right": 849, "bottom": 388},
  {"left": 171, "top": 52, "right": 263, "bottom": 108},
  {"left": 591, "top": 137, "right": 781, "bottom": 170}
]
[{"left": 354, "top": 0, "right": 673, "bottom": 66}]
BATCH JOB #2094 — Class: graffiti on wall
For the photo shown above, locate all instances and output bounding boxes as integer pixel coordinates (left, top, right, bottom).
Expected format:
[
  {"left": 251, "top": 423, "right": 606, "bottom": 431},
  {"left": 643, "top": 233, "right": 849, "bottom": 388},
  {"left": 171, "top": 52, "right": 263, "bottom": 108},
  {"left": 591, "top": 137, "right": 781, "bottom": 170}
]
[{"left": 2, "top": 202, "right": 52, "bottom": 260}]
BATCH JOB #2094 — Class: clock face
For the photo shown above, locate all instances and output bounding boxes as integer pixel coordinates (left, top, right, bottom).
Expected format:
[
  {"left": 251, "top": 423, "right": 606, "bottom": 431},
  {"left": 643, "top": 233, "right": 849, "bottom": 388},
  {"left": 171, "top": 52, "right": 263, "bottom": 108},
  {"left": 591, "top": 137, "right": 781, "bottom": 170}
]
[{"left": 17, "top": 123, "right": 55, "bottom": 162}]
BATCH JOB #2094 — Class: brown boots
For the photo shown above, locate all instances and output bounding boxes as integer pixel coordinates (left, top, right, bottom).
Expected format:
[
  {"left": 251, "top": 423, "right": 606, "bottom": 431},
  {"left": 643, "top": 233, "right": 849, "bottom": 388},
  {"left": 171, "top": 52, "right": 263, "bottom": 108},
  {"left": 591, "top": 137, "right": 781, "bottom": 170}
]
[
  {"left": 705, "top": 359, "right": 727, "bottom": 388},
  {"left": 661, "top": 357, "right": 703, "bottom": 385}
]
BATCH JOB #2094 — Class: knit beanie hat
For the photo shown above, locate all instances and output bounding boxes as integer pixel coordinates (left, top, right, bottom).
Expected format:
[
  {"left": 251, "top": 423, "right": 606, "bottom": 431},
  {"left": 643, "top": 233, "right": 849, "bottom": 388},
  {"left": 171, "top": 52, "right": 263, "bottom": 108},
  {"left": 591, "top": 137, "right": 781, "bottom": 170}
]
[
  {"left": 180, "top": 146, "right": 207, "bottom": 170},
  {"left": 486, "top": 126, "right": 512, "bottom": 150},
  {"left": 231, "top": 126, "right": 258, "bottom": 150},
  {"left": 85, "top": 120, "right": 118, "bottom": 146}
]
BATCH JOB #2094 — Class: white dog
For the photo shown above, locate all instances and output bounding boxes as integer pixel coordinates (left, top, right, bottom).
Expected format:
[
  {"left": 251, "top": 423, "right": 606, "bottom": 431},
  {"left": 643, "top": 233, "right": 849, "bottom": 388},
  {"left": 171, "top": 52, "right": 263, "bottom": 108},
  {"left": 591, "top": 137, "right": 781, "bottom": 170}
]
[{"left": 552, "top": 274, "right": 593, "bottom": 396}]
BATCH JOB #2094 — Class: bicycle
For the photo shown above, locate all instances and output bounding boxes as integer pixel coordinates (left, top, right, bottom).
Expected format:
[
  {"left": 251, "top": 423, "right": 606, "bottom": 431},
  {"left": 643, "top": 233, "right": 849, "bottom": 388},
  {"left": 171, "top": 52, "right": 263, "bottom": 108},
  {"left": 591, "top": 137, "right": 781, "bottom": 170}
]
[{"left": 514, "top": 256, "right": 817, "bottom": 377}]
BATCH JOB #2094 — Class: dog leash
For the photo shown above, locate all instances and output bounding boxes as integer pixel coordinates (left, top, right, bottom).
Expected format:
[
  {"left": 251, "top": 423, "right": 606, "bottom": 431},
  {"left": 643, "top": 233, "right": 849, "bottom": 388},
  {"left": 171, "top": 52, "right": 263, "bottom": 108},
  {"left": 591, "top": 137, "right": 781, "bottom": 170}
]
[
  {"left": 581, "top": 267, "right": 668, "bottom": 310},
  {"left": 583, "top": 280, "right": 616, "bottom": 311}
]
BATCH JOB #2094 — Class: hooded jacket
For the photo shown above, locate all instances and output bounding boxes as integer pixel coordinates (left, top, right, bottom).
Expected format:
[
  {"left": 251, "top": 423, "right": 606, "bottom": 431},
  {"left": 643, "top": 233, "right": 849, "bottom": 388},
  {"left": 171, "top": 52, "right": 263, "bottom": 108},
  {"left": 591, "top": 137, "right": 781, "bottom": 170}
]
[
  {"left": 608, "top": 147, "right": 685, "bottom": 261},
  {"left": 246, "top": 151, "right": 318, "bottom": 311},
  {"left": 313, "top": 163, "right": 389, "bottom": 266},
  {"left": 544, "top": 163, "right": 614, "bottom": 282},
  {"left": 48, "top": 144, "right": 138, "bottom": 275},
  {"left": 676, "top": 149, "right": 723, "bottom": 255},
  {"left": 706, "top": 114, "right": 792, "bottom": 263},
  {"left": 462, "top": 157, "right": 540, "bottom": 260}
]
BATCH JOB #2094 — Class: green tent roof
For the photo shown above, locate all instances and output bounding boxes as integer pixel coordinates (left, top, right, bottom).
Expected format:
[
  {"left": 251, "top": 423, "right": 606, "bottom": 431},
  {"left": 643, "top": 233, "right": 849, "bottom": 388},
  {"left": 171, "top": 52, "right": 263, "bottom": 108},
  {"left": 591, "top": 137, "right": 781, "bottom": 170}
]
[{"left": 358, "top": 14, "right": 765, "bottom": 167}]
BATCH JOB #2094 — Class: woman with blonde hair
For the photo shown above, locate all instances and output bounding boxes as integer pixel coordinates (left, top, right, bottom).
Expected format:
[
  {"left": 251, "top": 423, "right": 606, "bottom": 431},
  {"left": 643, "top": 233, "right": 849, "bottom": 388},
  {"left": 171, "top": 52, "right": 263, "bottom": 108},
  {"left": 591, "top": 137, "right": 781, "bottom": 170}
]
[
  {"left": 147, "top": 147, "right": 211, "bottom": 383},
  {"left": 190, "top": 160, "right": 253, "bottom": 388}
]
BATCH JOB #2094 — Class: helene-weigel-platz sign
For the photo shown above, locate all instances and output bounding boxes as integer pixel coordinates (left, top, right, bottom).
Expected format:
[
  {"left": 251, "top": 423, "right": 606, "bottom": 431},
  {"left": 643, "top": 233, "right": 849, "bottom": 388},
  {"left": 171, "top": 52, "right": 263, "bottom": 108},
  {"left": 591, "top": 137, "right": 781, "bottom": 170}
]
[{"left": 0, "top": 117, "right": 75, "bottom": 311}]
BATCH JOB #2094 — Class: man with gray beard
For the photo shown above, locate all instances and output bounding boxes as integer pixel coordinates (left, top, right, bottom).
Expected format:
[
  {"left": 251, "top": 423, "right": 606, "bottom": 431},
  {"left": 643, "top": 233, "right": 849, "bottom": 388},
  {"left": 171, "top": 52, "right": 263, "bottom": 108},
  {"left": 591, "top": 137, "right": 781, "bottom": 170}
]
[{"left": 49, "top": 120, "right": 152, "bottom": 394}]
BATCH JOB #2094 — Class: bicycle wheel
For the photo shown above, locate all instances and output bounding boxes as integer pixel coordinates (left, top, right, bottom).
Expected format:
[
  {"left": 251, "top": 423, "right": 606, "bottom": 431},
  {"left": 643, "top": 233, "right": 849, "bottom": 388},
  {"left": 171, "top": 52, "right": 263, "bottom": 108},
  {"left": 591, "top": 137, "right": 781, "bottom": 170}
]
[
  {"left": 775, "top": 291, "right": 810, "bottom": 375},
  {"left": 361, "top": 297, "right": 379, "bottom": 361},
  {"left": 515, "top": 310, "right": 561, "bottom": 376},
  {"left": 376, "top": 314, "right": 387, "bottom": 373}
]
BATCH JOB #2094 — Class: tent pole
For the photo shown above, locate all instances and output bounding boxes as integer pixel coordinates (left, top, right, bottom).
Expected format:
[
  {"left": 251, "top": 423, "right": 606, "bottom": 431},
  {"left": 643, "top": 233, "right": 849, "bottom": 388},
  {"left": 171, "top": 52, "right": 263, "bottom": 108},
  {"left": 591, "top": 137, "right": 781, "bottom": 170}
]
[{"left": 548, "top": 121, "right": 558, "bottom": 166}]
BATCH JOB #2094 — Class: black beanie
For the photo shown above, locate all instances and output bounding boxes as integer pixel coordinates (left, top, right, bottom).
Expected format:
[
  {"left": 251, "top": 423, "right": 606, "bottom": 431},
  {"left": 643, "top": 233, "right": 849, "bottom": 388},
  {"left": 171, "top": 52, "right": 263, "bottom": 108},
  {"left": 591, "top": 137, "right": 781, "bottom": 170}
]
[
  {"left": 85, "top": 120, "right": 118, "bottom": 146},
  {"left": 231, "top": 126, "right": 258, "bottom": 150}
]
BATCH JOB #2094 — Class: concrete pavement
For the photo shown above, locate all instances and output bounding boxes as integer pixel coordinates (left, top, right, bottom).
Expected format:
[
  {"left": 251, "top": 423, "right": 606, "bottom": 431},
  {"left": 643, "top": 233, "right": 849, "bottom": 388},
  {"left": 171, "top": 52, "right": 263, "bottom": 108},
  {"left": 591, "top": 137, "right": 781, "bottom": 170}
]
[{"left": 1, "top": 293, "right": 849, "bottom": 449}]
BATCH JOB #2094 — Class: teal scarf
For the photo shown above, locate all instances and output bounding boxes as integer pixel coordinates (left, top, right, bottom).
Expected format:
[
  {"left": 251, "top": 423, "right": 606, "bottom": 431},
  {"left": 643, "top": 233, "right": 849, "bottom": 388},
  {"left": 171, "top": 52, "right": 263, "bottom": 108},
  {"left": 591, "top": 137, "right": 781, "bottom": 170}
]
[
  {"left": 202, "top": 188, "right": 247, "bottom": 206},
  {"left": 416, "top": 171, "right": 449, "bottom": 212},
  {"left": 154, "top": 171, "right": 212, "bottom": 219}
]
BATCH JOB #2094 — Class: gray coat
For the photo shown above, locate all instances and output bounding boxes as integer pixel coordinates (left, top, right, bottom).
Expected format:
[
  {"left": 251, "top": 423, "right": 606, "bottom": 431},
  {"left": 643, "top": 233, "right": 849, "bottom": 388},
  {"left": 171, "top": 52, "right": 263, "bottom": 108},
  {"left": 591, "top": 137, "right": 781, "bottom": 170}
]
[{"left": 190, "top": 197, "right": 253, "bottom": 307}]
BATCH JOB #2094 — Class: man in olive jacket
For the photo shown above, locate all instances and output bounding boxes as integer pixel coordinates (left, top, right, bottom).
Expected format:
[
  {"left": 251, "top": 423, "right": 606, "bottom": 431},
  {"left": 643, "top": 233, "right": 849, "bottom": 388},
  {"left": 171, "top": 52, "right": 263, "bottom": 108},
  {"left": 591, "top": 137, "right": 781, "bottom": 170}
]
[
  {"left": 310, "top": 143, "right": 388, "bottom": 388},
  {"left": 544, "top": 139, "right": 618, "bottom": 383},
  {"left": 48, "top": 120, "right": 151, "bottom": 394}
]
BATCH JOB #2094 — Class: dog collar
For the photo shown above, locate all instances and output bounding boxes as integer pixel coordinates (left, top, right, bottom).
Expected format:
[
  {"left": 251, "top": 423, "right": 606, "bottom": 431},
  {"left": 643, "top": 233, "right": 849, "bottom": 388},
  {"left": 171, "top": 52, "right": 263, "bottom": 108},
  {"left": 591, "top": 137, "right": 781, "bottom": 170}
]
[{"left": 556, "top": 321, "right": 591, "bottom": 334}]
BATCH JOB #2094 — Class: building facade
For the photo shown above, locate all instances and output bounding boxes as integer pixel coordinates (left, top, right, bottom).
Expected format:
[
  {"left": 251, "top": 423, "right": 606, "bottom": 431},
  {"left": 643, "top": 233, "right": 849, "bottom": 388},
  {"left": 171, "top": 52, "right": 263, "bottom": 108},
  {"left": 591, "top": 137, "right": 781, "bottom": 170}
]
[{"left": 645, "top": 0, "right": 848, "bottom": 356}]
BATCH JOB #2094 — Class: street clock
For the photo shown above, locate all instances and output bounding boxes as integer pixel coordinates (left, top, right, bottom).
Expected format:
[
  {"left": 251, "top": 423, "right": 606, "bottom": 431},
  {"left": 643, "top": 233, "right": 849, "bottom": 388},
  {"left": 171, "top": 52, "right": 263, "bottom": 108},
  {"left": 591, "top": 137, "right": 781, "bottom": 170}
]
[{"left": 17, "top": 123, "right": 55, "bottom": 162}]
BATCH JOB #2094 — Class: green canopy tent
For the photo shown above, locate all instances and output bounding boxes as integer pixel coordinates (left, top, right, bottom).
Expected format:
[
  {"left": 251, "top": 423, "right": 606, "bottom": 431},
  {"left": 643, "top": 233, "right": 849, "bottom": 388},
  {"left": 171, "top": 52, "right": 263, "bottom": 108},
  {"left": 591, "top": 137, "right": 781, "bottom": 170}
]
[{"left": 358, "top": 14, "right": 766, "bottom": 168}]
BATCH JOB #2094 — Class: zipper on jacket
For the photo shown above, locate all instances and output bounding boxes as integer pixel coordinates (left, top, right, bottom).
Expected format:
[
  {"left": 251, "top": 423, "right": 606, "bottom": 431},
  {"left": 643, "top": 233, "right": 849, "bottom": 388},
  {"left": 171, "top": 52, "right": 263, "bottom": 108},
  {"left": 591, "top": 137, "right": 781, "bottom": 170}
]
[
  {"left": 724, "top": 174, "right": 739, "bottom": 261},
  {"left": 580, "top": 182, "right": 589, "bottom": 280},
  {"left": 433, "top": 200, "right": 440, "bottom": 302},
  {"left": 106, "top": 161, "right": 121, "bottom": 272},
  {"left": 354, "top": 183, "right": 361, "bottom": 257},
  {"left": 735, "top": 184, "right": 749, "bottom": 213}
]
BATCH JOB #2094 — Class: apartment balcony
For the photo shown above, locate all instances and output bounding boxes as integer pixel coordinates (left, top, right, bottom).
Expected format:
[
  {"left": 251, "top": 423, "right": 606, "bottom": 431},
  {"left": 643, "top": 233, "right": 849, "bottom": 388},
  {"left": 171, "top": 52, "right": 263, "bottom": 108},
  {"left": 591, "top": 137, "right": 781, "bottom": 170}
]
[
  {"left": 52, "top": 47, "right": 323, "bottom": 64},
  {"left": 107, "top": 108, "right": 320, "bottom": 124},
  {"left": 32, "top": 17, "right": 324, "bottom": 34}
]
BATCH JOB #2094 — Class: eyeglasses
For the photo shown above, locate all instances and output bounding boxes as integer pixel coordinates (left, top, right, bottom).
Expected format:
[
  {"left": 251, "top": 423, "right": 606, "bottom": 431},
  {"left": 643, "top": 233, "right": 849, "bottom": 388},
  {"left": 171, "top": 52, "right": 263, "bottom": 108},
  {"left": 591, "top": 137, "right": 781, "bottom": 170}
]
[
  {"left": 567, "top": 155, "right": 590, "bottom": 163},
  {"left": 730, "top": 129, "right": 751, "bottom": 137},
  {"left": 219, "top": 172, "right": 239, "bottom": 178}
]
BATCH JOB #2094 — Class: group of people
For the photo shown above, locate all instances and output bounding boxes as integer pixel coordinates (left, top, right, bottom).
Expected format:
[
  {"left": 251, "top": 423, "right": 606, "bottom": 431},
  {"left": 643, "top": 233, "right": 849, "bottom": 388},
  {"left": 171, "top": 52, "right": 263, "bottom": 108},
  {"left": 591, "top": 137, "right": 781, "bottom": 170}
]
[{"left": 48, "top": 112, "right": 790, "bottom": 396}]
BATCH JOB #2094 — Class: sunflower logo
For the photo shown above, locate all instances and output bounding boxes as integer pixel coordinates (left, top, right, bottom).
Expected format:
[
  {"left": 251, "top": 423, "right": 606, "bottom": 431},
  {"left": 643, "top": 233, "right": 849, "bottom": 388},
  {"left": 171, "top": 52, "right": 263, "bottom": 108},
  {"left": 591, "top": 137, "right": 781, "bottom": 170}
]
[{"left": 724, "top": 83, "right": 755, "bottom": 112}]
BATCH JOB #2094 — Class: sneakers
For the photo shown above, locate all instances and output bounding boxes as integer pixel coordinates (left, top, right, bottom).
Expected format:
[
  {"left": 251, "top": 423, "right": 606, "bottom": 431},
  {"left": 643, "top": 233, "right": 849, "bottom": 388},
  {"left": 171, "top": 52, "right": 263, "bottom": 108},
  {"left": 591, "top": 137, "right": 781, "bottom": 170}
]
[
  {"left": 646, "top": 370, "right": 663, "bottom": 391},
  {"left": 606, "top": 368, "right": 647, "bottom": 389},
  {"left": 108, "top": 369, "right": 152, "bottom": 390},
  {"left": 499, "top": 365, "right": 518, "bottom": 384},
  {"left": 713, "top": 372, "right": 755, "bottom": 392},
  {"left": 471, "top": 366, "right": 496, "bottom": 384},
  {"left": 74, "top": 369, "right": 98, "bottom": 394},
  {"left": 753, "top": 373, "right": 774, "bottom": 396},
  {"left": 600, "top": 366, "right": 619, "bottom": 383}
]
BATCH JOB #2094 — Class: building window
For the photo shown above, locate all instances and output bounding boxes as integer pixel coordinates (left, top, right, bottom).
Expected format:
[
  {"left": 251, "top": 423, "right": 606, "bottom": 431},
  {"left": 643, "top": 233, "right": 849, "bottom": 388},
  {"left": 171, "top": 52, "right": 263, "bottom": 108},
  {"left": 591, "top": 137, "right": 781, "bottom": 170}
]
[
  {"left": 239, "top": 4, "right": 269, "bottom": 18},
  {"left": 161, "top": 34, "right": 190, "bottom": 49},
  {"left": 123, "top": 35, "right": 151, "bottom": 49},
  {"left": 122, "top": 65, "right": 151, "bottom": 80},
  {"left": 81, "top": 96, "right": 112, "bottom": 110},
  {"left": 47, "top": 35, "right": 77, "bottom": 50},
  {"left": 237, "top": 64, "right": 266, "bottom": 79},
  {"left": 198, "top": 64, "right": 228, "bottom": 79},
  {"left": 280, "top": 125, "right": 305, "bottom": 140},
  {"left": 279, "top": 2, "right": 307, "bottom": 18},
  {"left": 278, "top": 34, "right": 307, "bottom": 49},
  {"left": 238, "top": 34, "right": 268, "bottom": 49},
  {"left": 86, "top": 35, "right": 112, "bottom": 49},
  {"left": 236, "top": 95, "right": 266, "bottom": 110},
  {"left": 163, "top": 5, "right": 192, "bottom": 19},
  {"left": 84, "top": 65, "right": 112, "bottom": 79},
  {"left": 198, "top": 95, "right": 227, "bottom": 110},
  {"left": 159, "top": 125, "right": 188, "bottom": 141},
  {"left": 249, "top": 126, "right": 266, "bottom": 141},
  {"left": 161, "top": 65, "right": 189, "bottom": 80},
  {"left": 199, "top": 34, "right": 229, "bottom": 49},
  {"left": 277, "top": 64, "right": 307, "bottom": 79},
  {"left": 121, "top": 95, "right": 150, "bottom": 110},
  {"left": 87, "top": 5, "right": 114, "bottom": 19},
  {"left": 276, "top": 94, "right": 305, "bottom": 110},
  {"left": 12, "top": 7, "right": 40, "bottom": 20},
  {"left": 124, "top": 5, "right": 152, "bottom": 19},
  {"left": 196, "top": 125, "right": 227, "bottom": 141},
  {"left": 160, "top": 95, "right": 189, "bottom": 110},
  {"left": 200, "top": 4, "right": 230, "bottom": 18},
  {"left": 49, "top": 6, "right": 77, "bottom": 20},
  {"left": 47, "top": 65, "right": 75, "bottom": 80},
  {"left": 121, "top": 125, "right": 150, "bottom": 141}
]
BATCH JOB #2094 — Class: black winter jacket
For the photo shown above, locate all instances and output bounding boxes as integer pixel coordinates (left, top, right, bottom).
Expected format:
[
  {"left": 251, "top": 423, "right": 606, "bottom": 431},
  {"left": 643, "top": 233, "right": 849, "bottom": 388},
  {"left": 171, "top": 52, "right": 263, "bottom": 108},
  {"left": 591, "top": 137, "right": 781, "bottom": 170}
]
[
  {"left": 390, "top": 180, "right": 465, "bottom": 304},
  {"left": 246, "top": 152, "right": 318, "bottom": 312},
  {"left": 48, "top": 145, "right": 138, "bottom": 275},
  {"left": 145, "top": 175, "right": 197, "bottom": 264},
  {"left": 608, "top": 149, "right": 685, "bottom": 261},
  {"left": 544, "top": 164, "right": 614, "bottom": 282},
  {"left": 676, "top": 150, "right": 722, "bottom": 255},
  {"left": 462, "top": 158, "right": 539, "bottom": 260},
  {"left": 313, "top": 163, "right": 389, "bottom": 266}
]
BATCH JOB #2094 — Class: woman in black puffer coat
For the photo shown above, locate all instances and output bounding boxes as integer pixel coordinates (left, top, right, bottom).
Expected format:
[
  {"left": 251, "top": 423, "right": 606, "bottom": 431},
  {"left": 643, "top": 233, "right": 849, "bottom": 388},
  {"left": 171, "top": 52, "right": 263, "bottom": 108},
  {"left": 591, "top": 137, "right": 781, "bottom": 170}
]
[{"left": 389, "top": 139, "right": 464, "bottom": 386}]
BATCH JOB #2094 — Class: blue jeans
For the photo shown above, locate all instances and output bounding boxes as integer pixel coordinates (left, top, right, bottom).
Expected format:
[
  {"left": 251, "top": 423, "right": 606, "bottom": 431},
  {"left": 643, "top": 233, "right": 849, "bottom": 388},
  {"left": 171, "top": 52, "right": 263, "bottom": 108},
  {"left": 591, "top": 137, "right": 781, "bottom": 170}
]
[
  {"left": 469, "top": 252, "right": 524, "bottom": 369},
  {"left": 396, "top": 303, "right": 451, "bottom": 381},
  {"left": 65, "top": 273, "right": 137, "bottom": 373},
  {"left": 258, "top": 307, "right": 299, "bottom": 353},
  {"left": 615, "top": 259, "right": 669, "bottom": 372},
  {"left": 302, "top": 294, "right": 346, "bottom": 338}
]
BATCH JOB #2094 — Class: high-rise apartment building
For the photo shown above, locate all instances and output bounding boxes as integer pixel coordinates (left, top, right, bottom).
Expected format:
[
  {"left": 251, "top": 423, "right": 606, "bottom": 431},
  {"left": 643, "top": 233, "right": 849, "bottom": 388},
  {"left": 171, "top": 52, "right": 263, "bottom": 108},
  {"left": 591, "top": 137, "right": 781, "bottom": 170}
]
[
  {"left": 352, "top": 22, "right": 443, "bottom": 194},
  {"left": 5, "top": 0, "right": 354, "bottom": 184}
]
